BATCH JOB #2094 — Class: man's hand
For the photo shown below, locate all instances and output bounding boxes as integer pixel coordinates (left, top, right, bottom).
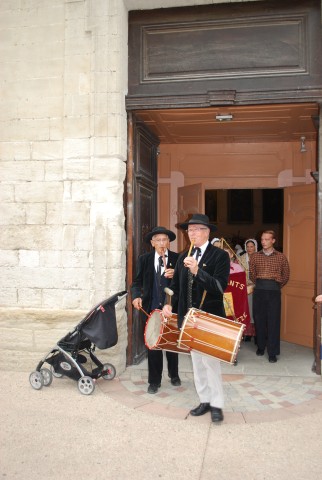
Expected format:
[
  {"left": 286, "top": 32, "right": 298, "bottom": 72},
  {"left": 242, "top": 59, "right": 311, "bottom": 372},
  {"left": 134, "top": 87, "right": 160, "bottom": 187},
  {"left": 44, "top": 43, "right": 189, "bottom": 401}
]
[
  {"left": 315, "top": 294, "right": 322, "bottom": 303},
  {"left": 132, "top": 297, "right": 142, "bottom": 310},
  {"left": 162, "top": 304, "right": 172, "bottom": 318},
  {"left": 164, "top": 267, "right": 175, "bottom": 279},
  {"left": 183, "top": 256, "right": 199, "bottom": 276}
]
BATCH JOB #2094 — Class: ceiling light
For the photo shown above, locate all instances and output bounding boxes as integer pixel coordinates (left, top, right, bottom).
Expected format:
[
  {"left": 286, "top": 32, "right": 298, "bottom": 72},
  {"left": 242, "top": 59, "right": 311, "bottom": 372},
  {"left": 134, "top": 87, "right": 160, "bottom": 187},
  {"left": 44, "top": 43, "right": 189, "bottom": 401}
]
[{"left": 215, "top": 114, "right": 234, "bottom": 122}]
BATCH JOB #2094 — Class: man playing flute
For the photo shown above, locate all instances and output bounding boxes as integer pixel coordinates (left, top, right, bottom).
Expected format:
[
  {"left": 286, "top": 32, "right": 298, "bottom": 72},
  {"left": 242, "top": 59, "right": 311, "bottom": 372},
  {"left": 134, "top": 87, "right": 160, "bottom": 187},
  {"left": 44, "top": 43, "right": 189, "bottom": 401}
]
[
  {"left": 131, "top": 226, "right": 181, "bottom": 394},
  {"left": 163, "top": 214, "right": 230, "bottom": 423}
]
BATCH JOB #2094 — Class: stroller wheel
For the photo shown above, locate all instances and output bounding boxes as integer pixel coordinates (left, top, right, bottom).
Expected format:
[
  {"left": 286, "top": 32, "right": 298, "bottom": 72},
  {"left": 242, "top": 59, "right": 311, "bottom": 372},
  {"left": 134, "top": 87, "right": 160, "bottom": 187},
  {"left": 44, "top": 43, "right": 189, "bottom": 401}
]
[
  {"left": 78, "top": 376, "right": 95, "bottom": 395},
  {"left": 50, "top": 365, "right": 63, "bottom": 378},
  {"left": 29, "top": 371, "right": 44, "bottom": 390},
  {"left": 40, "top": 368, "right": 53, "bottom": 386},
  {"left": 102, "top": 363, "right": 116, "bottom": 380}
]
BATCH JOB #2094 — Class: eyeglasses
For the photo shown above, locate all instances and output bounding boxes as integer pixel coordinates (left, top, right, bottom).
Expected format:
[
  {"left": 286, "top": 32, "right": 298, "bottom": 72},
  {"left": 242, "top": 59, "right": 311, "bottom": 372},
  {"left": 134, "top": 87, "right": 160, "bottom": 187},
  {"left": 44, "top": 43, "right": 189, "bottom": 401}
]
[
  {"left": 187, "top": 227, "right": 208, "bottom": 233},
  {"left": 152, "top": 238, "right": 168, "bottom": 243}
]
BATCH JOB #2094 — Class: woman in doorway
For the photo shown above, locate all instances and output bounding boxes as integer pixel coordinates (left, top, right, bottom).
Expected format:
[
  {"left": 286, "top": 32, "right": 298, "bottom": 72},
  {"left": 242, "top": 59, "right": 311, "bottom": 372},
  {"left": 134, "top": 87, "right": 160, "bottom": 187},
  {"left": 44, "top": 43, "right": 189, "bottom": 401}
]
[{"left": 240, "top": 239, "right": 258, "bottom": 341}]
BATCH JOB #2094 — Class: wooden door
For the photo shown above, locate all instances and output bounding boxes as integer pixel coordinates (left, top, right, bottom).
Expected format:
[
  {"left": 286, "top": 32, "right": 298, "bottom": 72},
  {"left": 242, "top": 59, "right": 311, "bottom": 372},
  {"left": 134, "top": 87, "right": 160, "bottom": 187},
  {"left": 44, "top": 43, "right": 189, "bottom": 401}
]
[
  {"left": 126, "top": 114, "right": 160, "bottom": 365},
  {"left": 281, "top": 184, "right": 316, "bottom": 347},
  {"left": 177, "top": 183, "right": 204, "bottom": 252}
]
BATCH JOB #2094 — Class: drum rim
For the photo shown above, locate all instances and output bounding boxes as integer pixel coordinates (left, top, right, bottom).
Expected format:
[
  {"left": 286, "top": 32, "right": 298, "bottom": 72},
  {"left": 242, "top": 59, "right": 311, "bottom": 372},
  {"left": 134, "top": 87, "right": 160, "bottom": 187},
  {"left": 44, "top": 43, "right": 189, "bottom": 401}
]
[{"left": 144, "top": 309, "right": 164, "bottom": 349}]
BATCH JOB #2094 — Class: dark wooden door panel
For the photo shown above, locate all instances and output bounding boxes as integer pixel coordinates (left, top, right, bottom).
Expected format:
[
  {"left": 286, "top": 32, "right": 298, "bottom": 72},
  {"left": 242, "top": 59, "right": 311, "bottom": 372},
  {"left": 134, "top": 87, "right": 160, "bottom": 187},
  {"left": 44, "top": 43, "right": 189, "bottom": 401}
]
[
  {"left": 127, "top": 0, "right": 322, "bottom": 108},
  {"left": 127, "top": 117, "right": 159, "bottom": 365}
]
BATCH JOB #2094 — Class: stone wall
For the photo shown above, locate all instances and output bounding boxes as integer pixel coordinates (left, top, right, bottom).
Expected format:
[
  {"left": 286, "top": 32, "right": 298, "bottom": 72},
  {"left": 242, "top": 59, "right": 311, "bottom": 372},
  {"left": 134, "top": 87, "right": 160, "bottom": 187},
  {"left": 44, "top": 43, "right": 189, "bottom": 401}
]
[{"left": 0, "top": 0, "right": 129, "bottom": 373}]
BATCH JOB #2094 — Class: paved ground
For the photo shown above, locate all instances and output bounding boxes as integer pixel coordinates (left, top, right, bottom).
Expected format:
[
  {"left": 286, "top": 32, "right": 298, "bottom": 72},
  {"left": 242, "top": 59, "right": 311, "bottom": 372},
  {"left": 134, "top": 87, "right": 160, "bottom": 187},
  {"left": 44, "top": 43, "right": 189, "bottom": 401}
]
[
  {"left": 1, "top": 340, "right": 322, "bottom": 479},
  {"left": 113, "top": 340, "right": 322, "bottom": 423}
]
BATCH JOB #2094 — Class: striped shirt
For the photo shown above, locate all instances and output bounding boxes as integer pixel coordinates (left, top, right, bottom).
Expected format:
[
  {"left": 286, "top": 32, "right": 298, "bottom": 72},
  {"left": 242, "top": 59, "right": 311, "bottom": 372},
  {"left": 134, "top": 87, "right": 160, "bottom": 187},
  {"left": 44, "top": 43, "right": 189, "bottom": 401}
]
[{"left": 249, "top": 249, "right": 290, "bottom": 288}]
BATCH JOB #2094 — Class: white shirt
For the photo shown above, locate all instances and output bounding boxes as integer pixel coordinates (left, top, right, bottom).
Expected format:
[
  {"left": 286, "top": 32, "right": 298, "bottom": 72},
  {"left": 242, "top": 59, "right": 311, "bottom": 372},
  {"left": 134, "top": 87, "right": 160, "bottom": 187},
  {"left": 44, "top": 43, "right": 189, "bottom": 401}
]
[
  {"left": 154, "top": 250, "right": 168, "bottom": 274},
  {"left": 194, "top": 241, "right": 208, "bottom": 264}
]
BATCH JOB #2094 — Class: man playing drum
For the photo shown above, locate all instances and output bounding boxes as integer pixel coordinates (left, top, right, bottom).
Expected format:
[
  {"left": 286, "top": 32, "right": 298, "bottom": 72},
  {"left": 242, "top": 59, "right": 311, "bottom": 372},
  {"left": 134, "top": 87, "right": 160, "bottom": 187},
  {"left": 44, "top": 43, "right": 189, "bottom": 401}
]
[
  {"left": 131, "top": 226, "right": 181, "bottom": 394},
  {"left": 163, "top": 214, "right": 230, "bottom": 423}
]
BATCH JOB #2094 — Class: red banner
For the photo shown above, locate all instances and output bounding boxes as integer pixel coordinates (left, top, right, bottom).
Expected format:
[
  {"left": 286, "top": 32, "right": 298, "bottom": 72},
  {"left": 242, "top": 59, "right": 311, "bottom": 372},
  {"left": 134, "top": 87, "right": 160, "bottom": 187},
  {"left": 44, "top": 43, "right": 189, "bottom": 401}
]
[{"left": 224, "top": 270, "right": 250, "bottom": 332}]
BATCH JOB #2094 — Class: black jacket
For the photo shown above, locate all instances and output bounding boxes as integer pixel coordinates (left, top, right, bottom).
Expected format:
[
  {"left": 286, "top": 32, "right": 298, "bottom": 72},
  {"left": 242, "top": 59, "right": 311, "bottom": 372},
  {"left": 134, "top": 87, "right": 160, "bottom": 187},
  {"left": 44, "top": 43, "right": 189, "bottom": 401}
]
[
  {"left": 170, "top": 243, "right": 230, "bottom": 328},
  {"left": 131, "top": 250, "right": 179, "bottom": 314}
]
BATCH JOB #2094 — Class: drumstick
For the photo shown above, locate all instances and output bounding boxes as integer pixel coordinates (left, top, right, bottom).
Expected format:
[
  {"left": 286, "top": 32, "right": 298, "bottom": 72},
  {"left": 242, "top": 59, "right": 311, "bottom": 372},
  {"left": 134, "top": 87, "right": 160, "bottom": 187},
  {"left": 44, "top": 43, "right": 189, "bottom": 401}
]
[
  {"left": 187, "top": 240, "right": 194, "bottom": 257},
  {"left": 164, "top": 287, "right": 174, "bottom": 306},
  {"left": 139, "top": 307, "right": 150, "bottom": 318}
]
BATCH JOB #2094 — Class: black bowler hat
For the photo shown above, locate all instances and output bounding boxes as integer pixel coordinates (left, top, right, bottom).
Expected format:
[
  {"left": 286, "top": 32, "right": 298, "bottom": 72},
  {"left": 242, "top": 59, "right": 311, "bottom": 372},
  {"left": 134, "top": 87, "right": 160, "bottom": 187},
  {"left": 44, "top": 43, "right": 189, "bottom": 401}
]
[
  {"left": 144, "top": 226, "right": 176, "bottom": 243},
  {"left": 179, "top": 213, "right": 217, "bottom": 232}
]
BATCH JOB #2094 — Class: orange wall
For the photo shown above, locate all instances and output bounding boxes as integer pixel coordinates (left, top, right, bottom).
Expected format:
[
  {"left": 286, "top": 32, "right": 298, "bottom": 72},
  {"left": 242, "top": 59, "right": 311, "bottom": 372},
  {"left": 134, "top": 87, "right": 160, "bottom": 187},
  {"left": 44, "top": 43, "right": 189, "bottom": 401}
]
[{"left": 157, "top": 140, "right": 316, "bottom": 251}]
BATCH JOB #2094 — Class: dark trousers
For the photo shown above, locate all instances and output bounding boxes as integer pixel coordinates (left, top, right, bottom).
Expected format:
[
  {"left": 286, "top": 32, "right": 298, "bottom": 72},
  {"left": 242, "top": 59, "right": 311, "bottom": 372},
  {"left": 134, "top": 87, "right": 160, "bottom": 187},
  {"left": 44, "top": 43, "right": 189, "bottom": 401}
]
[
  {"left": 148, "top": 349, "right": 179, "bottom": 385},
  {"left": 253, "top": 289, "right": 281, "bottom": 356}
]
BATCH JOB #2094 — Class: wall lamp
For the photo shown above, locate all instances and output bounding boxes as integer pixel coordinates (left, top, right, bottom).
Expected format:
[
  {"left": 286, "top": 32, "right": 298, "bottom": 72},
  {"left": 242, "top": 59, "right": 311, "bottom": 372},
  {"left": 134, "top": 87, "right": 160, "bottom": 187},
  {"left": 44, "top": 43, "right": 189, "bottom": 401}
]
[
  {"left": 300, "top": 136, "right": 307, "bottom": 153},
  {"left": 215, "top": 114, "right": 234, "bottom": 122}
]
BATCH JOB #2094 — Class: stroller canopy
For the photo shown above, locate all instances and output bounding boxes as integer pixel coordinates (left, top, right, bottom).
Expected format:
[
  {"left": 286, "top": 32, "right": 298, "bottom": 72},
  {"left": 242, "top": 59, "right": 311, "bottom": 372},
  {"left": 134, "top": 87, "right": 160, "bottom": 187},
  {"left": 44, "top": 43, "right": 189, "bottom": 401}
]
[{"left": 81, "top": 291, "right": 127, "bottom": 349}]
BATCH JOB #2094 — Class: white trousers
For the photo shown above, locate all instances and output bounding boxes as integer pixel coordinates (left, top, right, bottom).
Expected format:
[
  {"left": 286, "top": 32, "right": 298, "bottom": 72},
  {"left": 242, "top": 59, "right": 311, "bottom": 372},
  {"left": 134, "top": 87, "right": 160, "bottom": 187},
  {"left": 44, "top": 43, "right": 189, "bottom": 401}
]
[{"left": 191, "top": 351, "right": 224, "bottom": 408}]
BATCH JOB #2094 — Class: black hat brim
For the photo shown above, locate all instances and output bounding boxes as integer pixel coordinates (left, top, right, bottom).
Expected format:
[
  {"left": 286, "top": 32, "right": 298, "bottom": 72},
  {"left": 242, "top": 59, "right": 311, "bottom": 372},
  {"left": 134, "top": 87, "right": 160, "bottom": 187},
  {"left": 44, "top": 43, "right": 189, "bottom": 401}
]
[
  {"left": 179, "top": 221, "right": 217, "bottom": 232},
  {"left": 145, "top": 228, "right": 176, "bottom": 243}
]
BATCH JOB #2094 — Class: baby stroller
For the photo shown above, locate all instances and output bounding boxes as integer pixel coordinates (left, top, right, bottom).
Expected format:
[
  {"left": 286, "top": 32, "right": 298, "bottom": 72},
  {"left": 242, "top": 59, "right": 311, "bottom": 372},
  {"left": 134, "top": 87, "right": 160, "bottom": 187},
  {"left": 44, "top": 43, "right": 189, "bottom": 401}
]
[{"left": 29, "top": 291, "right": 127, "bottom": 395}]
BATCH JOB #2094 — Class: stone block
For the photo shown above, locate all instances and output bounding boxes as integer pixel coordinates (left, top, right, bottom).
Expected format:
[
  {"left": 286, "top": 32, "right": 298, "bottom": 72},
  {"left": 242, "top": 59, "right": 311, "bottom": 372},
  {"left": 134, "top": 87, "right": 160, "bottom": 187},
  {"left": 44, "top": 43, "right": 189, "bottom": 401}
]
[
  {"left": 74, "top": 226, "right": 91, "bottom": 250},
  {"left": 31, "top": 140, "right": 63, "bottom": 161},
  {"left": 18, "top": 288, "right": 42, "bottom": 307},
  {"left": 62, "top": 289, "right": 90, "bottom": 309},
  {"left": 63, "top": 158, "right": 90, "bottom": 180},
  {"left": 62, "top": 250, "right": 90, "bottom": 268},
  {"left": 63, "top": 115, "right": 90, "bottom": 139},
  {"left": 42, "top": 289, "right": 67, "bottom": 309},
  {"left": 0, "top": 326, "right": 34, "bottom": 350},
  {"left": 15, "top": 182, "right": 63, "bottom": 202},
  {"left": 0, "top": 185, "right": 15, "bottom": 202},
  {"left": 39, "top": 250, "right": 62, "bottom": 268},
  {"left": 25, "top": 203, "right": 46, "bottom": 225},
  {"left": 0, "top": 288, "right": 18, "bottom": 305},
  {"left": 90, "top": 156, "right": 126, "bottom": 181},
  {"left": 2, "top": 266, "right": 62, "bottom": 289},
  {"left": 63, "top": 138, "right": 90, "bottom": 158},
  {"left": 0, "top": 203, "right": 26, "bottom": 225},
  {"left": 62, "top": 225, "right": 76, "bottom": 250},
  {"left": 49, "top": 117, "right": 64, "bottom": 141},
  {"left": 19, "top": 250, "right": 40, "bottom": 267},
  {"left": 62, "top": 268, "right": 90, "bottom": 289},
  {"left": 0, "top": 250, "right": 19, "bottom": 267},
  {"left": 45, "top": 160, "right": 63, "bottom": 181},
  {"left": 0, "top": 161, "right": 44, "bottom": 181},
  {"left": 0, "top": 225, "right": 63, "bottom": 250},
  {"left": 62, "top": 201, "right": 90, "bottom": 225}
]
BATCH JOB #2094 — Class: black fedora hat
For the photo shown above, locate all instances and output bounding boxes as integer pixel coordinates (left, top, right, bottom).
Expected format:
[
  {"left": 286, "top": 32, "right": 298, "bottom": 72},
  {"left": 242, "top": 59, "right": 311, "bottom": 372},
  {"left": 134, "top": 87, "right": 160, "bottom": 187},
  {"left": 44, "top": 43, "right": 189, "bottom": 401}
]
[
  {"left": 144, "top": 226, "right": 176, "bottom": 243},
  {"left": 179, "top": 213, "right": 217, "bottom": 232}
]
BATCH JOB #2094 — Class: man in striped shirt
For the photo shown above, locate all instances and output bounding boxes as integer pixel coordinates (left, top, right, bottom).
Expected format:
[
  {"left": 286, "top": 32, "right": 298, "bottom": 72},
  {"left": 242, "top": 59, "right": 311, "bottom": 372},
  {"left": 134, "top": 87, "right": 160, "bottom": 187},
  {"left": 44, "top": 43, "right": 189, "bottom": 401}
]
[{"left": 249, "top": 230, "right": 290, "bottom": 363}]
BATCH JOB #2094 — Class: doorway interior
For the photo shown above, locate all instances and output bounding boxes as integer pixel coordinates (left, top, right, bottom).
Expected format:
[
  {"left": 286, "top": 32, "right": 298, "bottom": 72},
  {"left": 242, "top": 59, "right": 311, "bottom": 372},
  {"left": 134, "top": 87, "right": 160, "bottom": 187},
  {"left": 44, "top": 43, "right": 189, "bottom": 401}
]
[{"left": 132, "top": 102, "right": 318, "bottom": 358}]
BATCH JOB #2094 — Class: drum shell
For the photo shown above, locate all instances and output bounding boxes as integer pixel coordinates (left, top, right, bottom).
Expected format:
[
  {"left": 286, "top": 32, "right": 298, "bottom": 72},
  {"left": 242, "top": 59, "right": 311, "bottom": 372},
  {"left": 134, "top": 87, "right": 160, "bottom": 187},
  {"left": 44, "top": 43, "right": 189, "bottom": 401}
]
[
  {"left": 178, "top": 308, "right": 244, "bottom": 364},
  {"left": 144, "top": 309, "right": 190, "bottom": 354}
]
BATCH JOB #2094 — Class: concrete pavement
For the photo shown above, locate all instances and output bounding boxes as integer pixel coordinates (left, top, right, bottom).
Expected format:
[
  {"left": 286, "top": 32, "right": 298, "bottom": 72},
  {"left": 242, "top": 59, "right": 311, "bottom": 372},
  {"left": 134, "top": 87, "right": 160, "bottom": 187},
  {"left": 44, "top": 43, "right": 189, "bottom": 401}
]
[{"left": 1, "top": 341, "right": 322, "bottom": 479}]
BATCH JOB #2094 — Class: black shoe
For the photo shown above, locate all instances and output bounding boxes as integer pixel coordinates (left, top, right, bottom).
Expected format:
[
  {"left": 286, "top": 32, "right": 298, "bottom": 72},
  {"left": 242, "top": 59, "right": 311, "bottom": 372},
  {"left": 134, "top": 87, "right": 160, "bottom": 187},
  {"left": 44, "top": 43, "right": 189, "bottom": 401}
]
[
  {"left": 147, "top": 383, "right": 161, "bottom": 394},
  {"left": 256, "top": 348, "right": 264, "bottom": 356},
  {"left": 190, "top": 403, "right": 210, "bottom": 416},
  {"left": 210, "top": 407, "right": 224, "bottom": 423},
  {"left": 171, "top": 376, "right": 181, "bottom": 387},
  {"left": 244, "top": 336, "right": 252, "bottom": 342},
  {"left": 269, "top": 355, "right": 277, "bottom": 363}
]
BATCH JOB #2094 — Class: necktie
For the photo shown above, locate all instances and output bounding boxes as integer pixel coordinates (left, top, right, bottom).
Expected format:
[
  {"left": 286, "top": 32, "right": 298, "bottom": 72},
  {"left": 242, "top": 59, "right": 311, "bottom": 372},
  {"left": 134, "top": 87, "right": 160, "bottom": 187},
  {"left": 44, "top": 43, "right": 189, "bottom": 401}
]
[
  {"left": 157, "top": 256, "right": 163, "bottom": 304},
  {"left": 187, "top": 248, "right": 201, "bottom": 308}
]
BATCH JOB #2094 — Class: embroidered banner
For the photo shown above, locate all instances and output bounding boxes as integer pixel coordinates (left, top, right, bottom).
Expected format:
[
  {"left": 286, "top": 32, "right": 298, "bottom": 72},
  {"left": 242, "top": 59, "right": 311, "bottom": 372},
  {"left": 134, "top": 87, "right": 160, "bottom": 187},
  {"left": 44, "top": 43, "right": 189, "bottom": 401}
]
[{"left": 224, "top": 270, "right": 250, "bottom": 332}]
